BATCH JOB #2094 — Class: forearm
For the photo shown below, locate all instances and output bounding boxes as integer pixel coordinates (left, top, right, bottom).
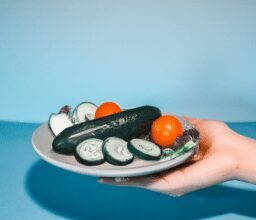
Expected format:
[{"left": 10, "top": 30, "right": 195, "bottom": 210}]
[{"left": 234, "top": 134, "right": 256, "bottom": 184}]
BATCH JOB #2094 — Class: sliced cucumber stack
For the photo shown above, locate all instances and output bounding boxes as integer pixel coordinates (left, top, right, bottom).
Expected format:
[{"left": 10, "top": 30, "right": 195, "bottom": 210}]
[
  {"left": 74, "top": 138, "right": 104, "bottom": 166},
  {"left": 103, "top": 137, "right": 134, "bottom": 166},
  {"left": 128, "top": 139, "right": 161, "bottom": 160},
  {"left": 72, "top": 102, "right": 97, "bottom": 124},
  {"left": 48, "top": 112, "right": 73, "bottom": 136}
]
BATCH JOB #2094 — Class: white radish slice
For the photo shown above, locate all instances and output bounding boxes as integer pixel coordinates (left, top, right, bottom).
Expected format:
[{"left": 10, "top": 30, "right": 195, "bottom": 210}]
[
  {"left": 72, "top": 102, "right": 97, "bottom": 124},
  {"left": 48, "top": 113, "right": 73, "bottom": 136}
]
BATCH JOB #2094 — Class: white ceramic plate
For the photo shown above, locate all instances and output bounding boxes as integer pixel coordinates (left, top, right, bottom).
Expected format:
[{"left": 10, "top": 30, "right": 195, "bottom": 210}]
[{"left": 32, "top": 123, "right": 197, "bottom": 177}]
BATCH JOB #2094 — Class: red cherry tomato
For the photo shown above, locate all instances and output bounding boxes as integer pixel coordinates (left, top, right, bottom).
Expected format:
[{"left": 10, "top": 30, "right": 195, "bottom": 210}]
[
  {"left": 95, "top": 102, "right": 122, "bottom": 119},
  {"left": 151, "top": 115, "right": 183, "bottom": 148}
]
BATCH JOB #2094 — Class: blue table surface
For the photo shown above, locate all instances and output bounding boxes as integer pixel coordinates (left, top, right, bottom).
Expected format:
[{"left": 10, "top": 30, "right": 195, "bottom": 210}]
[{"left": 1, "top": 121, "right": 256, "bottom": 220}]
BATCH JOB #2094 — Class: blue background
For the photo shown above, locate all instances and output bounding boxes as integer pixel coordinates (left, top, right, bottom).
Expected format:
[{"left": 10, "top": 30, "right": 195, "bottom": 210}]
[
  {"left": 0, "top": 0, "right": 256, "bottom": 122},
  {"left": 1, "top": 1, "right": 256, "bottom": 220}
]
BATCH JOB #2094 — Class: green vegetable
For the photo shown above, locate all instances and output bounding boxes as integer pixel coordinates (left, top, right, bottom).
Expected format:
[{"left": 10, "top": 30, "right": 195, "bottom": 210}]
[
  {"left": 128, "top": 139, "right": 162, "bottom": 160},
  {"left": 74, "top": 138, "right": 105, "bottom": 166},
  {"left": 52, "top": 105, "right": 161, "bottom": 154},
  {"left": 169, "top": 141, "right": 196, "bottom": 159},
  {"left": 103, "top": 137, "right": 134, "bottom": 166},
  {"left": 161, "top": 140, "right": 197, "bottom": 161}
]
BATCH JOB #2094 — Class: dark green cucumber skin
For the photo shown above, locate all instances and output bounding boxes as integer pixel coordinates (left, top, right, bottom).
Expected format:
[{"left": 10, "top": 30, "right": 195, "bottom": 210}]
[
  {"left": 74, "top": 150, "right": 105, "bottom": 166},
  {"left": 128, "top": 141, "right": 162, "bottom": 161},
  {"left": 52, "top": 106, "right": 161, "bottom": 154},
  {"left": 102, "top": 144, "right": 134, "bottom": 166}
]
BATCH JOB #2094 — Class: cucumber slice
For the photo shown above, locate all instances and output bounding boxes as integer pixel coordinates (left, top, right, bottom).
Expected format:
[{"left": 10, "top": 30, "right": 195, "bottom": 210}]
[
  {"left": 128, "top": 139, "right": 161, "bottom": 160},
  {"left": 48, "top": 113, "right": 73, "bottom": 136},
  {"left": 74, "top": 138, "right": 104, "bottom": 166},
  {"left": 103, "top": 137, "right": 134, "bottom": 166},
  {"left": 72, "top": 102, "right": 97, "bottom": 124}
]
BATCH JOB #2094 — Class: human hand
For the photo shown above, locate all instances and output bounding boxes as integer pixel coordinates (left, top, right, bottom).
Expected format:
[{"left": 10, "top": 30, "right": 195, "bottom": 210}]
[{"left": 99, "top": 117, "right": 256, "bottom": 196}]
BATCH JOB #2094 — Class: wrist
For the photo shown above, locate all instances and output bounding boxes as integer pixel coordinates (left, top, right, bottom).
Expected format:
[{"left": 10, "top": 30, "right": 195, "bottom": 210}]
[{"left": 233, "top": 134, "right": 256, "bottom": 183}]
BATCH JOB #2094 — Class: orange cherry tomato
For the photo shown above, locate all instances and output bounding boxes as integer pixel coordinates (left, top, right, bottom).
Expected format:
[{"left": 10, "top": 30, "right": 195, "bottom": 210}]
[
  {"left": 151, "top": 115, "right": 183, "bottom": 148},
  {"left": 95, "top": 102, "right": 122, "bottom": 119}
]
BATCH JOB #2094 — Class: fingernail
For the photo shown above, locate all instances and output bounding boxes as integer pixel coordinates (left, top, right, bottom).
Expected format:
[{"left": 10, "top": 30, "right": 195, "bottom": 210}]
[
  {"left": 98, "top": 178, "right": 104, "bottom": 183},
  {"left": 166, "top": 192, "right": 182, "bottom": 197},
  {"left": 114, "top": 177, "right": 130, "bottom": 183},
  {"left": 167, "top": 193, "right": 178, "bottom": 197}
]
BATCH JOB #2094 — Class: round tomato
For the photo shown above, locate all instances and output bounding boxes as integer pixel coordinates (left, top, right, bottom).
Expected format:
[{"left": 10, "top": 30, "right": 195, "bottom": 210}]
[
  {"left": 95, "top": 102, "right": 122, "bottom": 119},
  {"left": 151, "top": 115, "right": 183, "bottom": 148}
]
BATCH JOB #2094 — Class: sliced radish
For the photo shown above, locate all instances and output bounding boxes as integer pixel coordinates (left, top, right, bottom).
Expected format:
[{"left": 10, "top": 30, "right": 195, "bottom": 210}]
[
  {"left": 72, "top": 102, "right": 97, "bottom": 124},
  {"left": 48, "top": 113, "right": 73, "bottom": 136}
]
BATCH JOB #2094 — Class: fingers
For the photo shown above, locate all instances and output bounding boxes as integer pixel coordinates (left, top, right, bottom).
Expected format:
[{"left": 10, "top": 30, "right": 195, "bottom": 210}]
[
  {"left": 98, "top": 173, "right": 176, "bottom": 197},
  {"left": 98, "top": 175, "right": 161, "bottom": 189},
  {"left": 190, "top": 151, "right": 203, "bottom": 162},
  {"left": 162, "top": 152, "right": 237, "bottom": 195},
  {"left": 97, "top": 165, "right": 188, "bottom": 195},
  {"left": 98, "top": 152, "right": 237, "bottom": 196}
]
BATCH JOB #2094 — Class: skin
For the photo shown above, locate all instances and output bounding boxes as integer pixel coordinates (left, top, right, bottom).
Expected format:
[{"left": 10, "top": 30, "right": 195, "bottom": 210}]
[{"left": 98, "top": 117, "right": 256, "bottom": 196}]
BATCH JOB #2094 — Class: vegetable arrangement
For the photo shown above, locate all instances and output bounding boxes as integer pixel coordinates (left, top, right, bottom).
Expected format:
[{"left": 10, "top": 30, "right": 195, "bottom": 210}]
[{"left": 49, "top": 101, "right": 199, "bottom": 166}]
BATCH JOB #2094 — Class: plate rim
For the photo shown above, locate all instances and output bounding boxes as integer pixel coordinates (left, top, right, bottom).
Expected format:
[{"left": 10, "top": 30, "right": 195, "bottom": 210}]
[{"left": 32, "top": 123, "right": 197, "bottom": 177}]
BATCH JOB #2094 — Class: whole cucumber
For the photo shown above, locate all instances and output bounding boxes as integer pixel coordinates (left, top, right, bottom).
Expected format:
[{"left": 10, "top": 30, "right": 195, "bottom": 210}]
[{"left": 52, "top": 105, "right": 161, "bottom": 154}]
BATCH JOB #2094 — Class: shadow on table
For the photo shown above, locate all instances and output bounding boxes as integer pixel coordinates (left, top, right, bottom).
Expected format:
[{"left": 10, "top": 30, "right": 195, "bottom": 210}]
[{"left": 25, "top": 160, "right": 256, "bottom": 220}]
